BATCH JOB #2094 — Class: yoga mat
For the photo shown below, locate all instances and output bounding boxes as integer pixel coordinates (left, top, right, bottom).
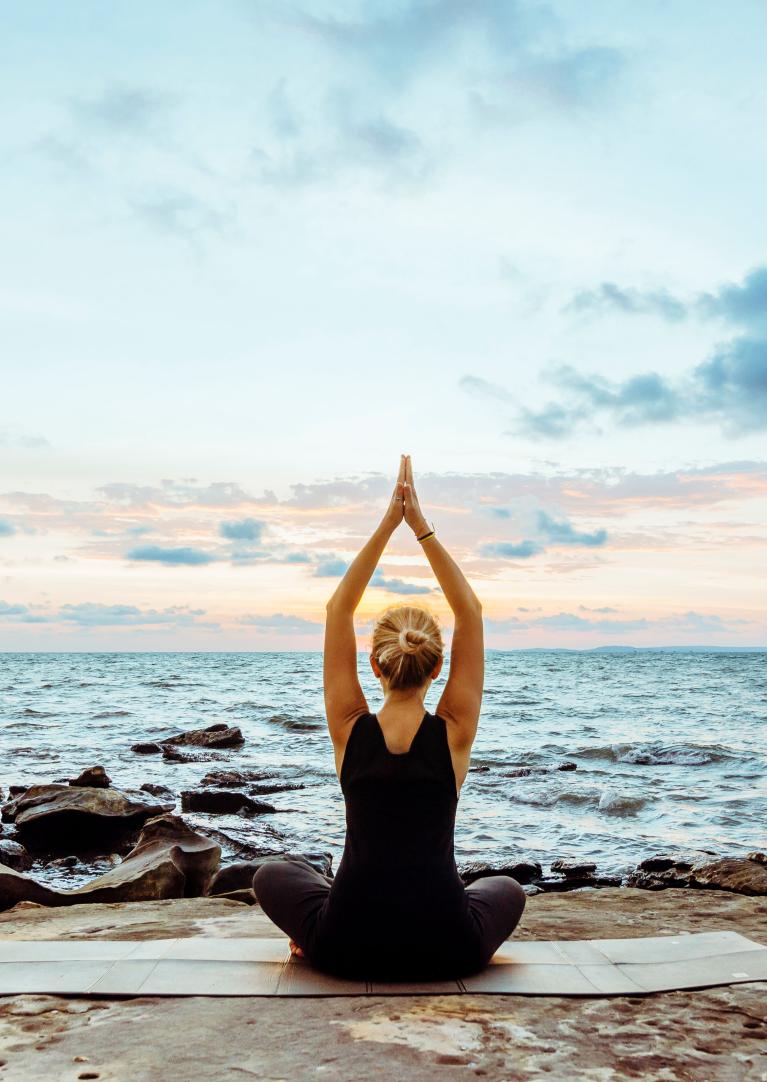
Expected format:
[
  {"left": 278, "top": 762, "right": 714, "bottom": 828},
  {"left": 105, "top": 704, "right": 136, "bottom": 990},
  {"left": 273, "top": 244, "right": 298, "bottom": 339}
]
[{"left": 0, "top": 930, "right": 764, "bottom": 997}]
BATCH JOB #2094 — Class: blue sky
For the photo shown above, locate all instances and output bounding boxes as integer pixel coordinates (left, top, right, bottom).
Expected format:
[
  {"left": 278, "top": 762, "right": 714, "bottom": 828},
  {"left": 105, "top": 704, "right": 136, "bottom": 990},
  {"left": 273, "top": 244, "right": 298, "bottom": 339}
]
[{"left": 1, "top": 0, "right": 766, "bottom": 648}]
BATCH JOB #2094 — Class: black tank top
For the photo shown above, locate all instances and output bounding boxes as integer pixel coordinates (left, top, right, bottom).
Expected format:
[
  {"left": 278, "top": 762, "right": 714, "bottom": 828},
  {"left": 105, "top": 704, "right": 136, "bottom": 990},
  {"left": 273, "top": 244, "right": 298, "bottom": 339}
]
[{"left": 315, "top": 710, "right": 471, "bottom": 977}]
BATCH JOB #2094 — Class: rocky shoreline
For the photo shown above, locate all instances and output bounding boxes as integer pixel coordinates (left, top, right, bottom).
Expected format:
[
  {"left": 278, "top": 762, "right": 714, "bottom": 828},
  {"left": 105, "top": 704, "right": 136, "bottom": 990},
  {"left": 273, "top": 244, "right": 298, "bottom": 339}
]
[
  {"left": 1, "top": 890, "right": 765, "bottom": 1080},
  {"left": 2, "top": 722, "right": 766, "bottom": 910}
]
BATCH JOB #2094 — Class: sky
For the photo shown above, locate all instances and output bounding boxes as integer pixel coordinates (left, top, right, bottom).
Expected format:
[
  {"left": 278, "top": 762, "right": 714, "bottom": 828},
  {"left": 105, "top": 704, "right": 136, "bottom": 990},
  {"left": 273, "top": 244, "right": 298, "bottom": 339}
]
[{"left": 1, "top": 0, "right": 766, "bottom": 650}]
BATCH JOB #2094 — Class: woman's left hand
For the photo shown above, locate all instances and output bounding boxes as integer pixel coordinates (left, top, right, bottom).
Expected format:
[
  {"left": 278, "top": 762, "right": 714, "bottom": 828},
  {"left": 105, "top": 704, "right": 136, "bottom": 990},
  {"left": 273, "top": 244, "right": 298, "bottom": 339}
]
[{"left": 381, "top": 454, "right": 407, "bottom": 531}]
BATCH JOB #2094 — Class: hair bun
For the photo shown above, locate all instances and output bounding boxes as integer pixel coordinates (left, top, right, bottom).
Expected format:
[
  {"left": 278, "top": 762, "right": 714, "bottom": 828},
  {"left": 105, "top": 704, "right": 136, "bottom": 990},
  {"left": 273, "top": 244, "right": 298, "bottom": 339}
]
[{"left": 398, "top": 627, "right": 427, "bottom": 654}]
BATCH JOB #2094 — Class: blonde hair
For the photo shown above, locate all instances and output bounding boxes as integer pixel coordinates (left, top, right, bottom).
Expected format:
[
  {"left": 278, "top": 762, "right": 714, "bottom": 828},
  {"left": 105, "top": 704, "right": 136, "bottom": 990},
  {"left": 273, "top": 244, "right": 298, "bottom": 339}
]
[{"left": 371, "top": 605, "right": 444, "bottom": 691}]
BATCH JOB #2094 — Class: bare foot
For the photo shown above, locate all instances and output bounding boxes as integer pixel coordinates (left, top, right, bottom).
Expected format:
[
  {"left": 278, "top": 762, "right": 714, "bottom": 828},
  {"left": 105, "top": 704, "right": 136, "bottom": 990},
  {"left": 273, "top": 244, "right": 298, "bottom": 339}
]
[{"left": 289, "top": 939, "right": 305, "bottom": 958}]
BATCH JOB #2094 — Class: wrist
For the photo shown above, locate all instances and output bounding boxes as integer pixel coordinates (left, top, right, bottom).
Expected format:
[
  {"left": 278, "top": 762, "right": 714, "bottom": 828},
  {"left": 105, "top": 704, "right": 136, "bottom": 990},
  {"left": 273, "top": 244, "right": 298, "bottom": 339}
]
[{"left": 411, "top": 519, "right": 430, "bottom": 538}]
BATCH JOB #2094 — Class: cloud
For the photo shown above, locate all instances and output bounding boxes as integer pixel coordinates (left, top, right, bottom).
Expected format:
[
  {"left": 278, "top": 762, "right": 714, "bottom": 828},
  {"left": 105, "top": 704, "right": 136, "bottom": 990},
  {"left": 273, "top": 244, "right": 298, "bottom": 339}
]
[
  {"left": 0, "top": 519, "right": 16, "bottom": 537},
  {"left": 565, "top": 282, "right": 688, "bottom": 322},
  {"left": 480, "top": 540, "right": 543, "bottom": 559},
  {"left": 125, "top": 545, "right": 217, "bottom": 566},
  {"left": 697, "top": 265, "right": 767, "bottom": 327},
  {"left": 68, "top": 85, "right": 177, "bottom": 139},
  {"left": 486, "top": 609, "right": 751, "bottom": 636},
  {"left": 480, "top": 511, "right": 607, "bottom": 560},
  {"left": 128, "top": 189, "right": 236, "bottom": 243},
  {"left": 0, "top": 600, "right": 216, "bottom": 628},
  {"left": 57, "top": 603, "right": 213, "bottom": 627},
  {"left": 98, "top": 479, "right": 273, "bottom": 509},
  {"left": 370, "top": 570, "right": 432, "bottom": 595},
  {"left": 537, "top": 511, "right": 607, "bottom": 547},
  {"left": 219, "top": 517, "right": 266, "bottom": 542},
  {"left": 239, "top": 612, "right": 324, "bottom": 632},
  {"left": 312, "top": 558, "right": 350, "bottom": 577},
  {"left": 0, "top": 601, "right": 31, "bottom": 619}
]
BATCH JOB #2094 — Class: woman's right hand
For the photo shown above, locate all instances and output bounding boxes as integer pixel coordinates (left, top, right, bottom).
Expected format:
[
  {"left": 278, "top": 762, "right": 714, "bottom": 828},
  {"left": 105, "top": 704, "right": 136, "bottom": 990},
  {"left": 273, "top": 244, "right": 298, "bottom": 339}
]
[{"left": 403, "top": 455, "right": 430, "bottom": 537}]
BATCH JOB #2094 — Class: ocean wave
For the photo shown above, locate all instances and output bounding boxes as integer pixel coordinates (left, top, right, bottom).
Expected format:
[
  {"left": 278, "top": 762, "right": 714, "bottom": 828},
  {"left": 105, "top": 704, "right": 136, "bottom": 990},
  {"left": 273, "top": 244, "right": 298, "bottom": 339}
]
[
  {"left": 91, "top": 709, "right": 132, "bottom": 719},
  {"left": 573, "top": 741, "right": 735, "bottom": 766},
  {"left": 267, "top": 713, "right": 324, "bottom": 731},
  {"left": 20, "top": 708, "right": 57, "bottom": 718},
  {"left": 597, "top": 789, "right": 648, "bottom": 815}
]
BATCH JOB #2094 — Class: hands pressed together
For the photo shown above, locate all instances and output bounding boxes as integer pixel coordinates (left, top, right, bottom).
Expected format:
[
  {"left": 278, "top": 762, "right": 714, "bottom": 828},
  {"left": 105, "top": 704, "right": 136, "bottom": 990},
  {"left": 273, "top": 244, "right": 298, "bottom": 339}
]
[{"left": 383, "top": 454, "right": 431, "bottom": 538}]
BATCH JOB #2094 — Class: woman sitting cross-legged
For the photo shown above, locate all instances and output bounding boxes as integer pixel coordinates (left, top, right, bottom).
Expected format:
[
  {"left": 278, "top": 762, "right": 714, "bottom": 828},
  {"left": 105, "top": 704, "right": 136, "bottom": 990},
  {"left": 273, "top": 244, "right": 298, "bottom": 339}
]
[{"left": 253, "top": 454, "right": 526, "bottom": 981}]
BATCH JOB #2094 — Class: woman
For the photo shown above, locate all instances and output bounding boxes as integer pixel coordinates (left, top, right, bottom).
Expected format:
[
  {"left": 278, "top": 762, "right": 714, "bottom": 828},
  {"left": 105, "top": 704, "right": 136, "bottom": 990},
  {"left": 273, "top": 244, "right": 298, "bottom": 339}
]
[{"left": 254, "top": 455, "right": 526, "bottom": 980}]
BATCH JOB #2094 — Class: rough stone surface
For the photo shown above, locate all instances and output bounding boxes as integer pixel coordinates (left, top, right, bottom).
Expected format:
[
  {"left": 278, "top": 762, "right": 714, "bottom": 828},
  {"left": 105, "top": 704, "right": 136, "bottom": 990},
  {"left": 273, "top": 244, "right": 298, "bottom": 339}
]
[
  {"left": 628, "top": 854, "right": 767, "bottom": 895},
  {"left": 0, "top": 889, "right": 764, "bottom": 1080},
  {"left": 551, "top": 857, "right": 598, "bottom": 877},
  {"left": 68, "top": 765, "right": 111, "bottom": 788},
  {"left": 140, "top": 782, "right": 175, "bottom": 799},
  {"left": 460, "top": 859, "right": 543, "bottom": 885},
  {"left": 131, "top": 741, "right": 162, "bottom": 754},
  {"left": 0, "top": 841, "right": 32, "bottom": 872},
  {"left": 162, "top": 723, "right": 245, "bottom": 749},
  {"left": 209, "top": 852, "right": 334, "bottom": 896},
  {"left": 0, "top": 814, "right": 220, "bottom": 910},
  {"left": 1, "top": 784, "right": 173, "bottom": 844},
  {"left": 180, "top": 789, "right": 276, "bottom": 815}
]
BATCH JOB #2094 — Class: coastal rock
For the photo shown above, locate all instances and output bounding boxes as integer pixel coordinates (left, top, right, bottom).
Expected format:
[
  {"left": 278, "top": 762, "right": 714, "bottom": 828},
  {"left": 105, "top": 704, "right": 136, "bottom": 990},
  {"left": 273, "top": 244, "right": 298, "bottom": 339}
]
[
  {"left": 140, "top": 782, "right": 175, "bottom": 799},
  {"left": 200, "top": 769, "right": 305, "bottom": 795},
  {"left": 162, "top": 746, "right": 224, "bottom": 764},
  {"left": 0, "top": 839, "right": 33, "bottom": 872},
  {"left": 2, "top": 784, "right": 173, "bottom": 846},
  {"left": 459, "top": 859, "right": 543, "bottom": 885},
  {"left": 551, "top": 858, "right": 598, "bottom": 878},
  {"left": 746, "top": 850, "right": 766, "bottom": 864},
  {"left": 180, "top": 790, "right": 276, "bottom": 816},
  {"left": 131, "top": 742, "right": 163, "bottom": 755},
  {"left": 635, "top": 849, "right": 718, "bottom": 873},
  {"left": 200, "top": 769, "right": 271, "bottom": 787},
  {"left": 1, "top": 890, "right": 764, "bottom": 1081},
  {"left": 505, "top": 762, "right": 578, "bottom": 777},
  {"left": 69, "top": 765, "right": 111, "bottom": 788},
  {"left": 163, "top": 723, "right": 245, "bottom": 750},
  {"left": 209, "top": 852, "right": 334, "bottom": 897},
  {"left": 689, "top": 857, "right": 767, "bottom": 895},
  {"left": 627, "top": 852, "right": 767, "bottom": 895},
  {"left": 0, "top": 814, "right": 220, "bottom": 911}
]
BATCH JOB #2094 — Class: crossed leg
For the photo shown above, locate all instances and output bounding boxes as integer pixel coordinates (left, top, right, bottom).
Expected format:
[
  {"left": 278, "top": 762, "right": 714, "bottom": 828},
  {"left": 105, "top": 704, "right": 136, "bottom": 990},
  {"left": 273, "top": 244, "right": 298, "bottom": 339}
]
[
  {"left": 464, "top": 875, "right": 527, "bottom": 966},
  {"left": 252, "top": 859, "right": 332, "bottom": 959}
]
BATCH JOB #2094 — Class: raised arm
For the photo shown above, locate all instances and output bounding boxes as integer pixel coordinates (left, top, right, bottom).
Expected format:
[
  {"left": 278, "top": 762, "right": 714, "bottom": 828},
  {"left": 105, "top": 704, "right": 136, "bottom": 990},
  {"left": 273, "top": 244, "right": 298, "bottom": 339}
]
[
  {"left": 402, "top": 456, "right": 483, "bottom": 753},
  {"left": 323, "top": 456, "right": 406, "bottom": 746}
]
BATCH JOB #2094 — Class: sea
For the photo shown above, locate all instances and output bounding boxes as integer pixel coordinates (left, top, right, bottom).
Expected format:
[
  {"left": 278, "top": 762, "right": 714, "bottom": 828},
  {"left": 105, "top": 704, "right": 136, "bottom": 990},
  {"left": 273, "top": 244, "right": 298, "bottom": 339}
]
[{"left": 1, "top": 650, "right": 765, "bottom": 888}]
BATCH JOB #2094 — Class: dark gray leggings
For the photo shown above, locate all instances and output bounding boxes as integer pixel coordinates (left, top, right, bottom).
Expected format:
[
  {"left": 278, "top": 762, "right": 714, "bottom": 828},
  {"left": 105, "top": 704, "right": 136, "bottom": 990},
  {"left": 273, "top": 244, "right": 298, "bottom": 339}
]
[{"left": 253, "top": 859, "right": 527, "bottom": 978}]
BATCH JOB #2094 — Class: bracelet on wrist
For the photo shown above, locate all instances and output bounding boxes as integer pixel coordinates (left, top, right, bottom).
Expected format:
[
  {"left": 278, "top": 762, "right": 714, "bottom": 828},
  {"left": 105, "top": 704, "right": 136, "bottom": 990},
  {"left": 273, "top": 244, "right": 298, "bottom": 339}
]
[{"left": 417, "top": 523, "right": 436, "bottom": 543}]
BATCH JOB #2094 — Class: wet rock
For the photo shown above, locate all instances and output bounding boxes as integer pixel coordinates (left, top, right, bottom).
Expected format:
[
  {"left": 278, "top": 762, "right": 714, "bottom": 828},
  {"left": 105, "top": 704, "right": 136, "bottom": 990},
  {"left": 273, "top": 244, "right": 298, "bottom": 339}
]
[
  {"left": 0, "top": 814, "right": 220, "bottom": 911},
  {"left": 627, "top": 851, "right": 767, "bottom": 895},
  {"left": 140, "top": 783, "right": 175, "bottom": 800},
  {"left": 162, "top": 746, "right": 225, "bottom": 764},
  {"left": 69, "top": 765, "right": 111, "bottom": 788},
  {"left": 8, "top": 785, "right": 27, "bottom": 797},
  {"left": 635, "top": 849, "right": 717, "bottom": 873},
  {"left": 214, "top": 888, "right": 257, "bottom": 905},
  {"left": 746, "top": 851, "right": 766, "bottom": 864},
  {"left": 199, "top": 770, "right": 305, "bottom": 795},
  {"left": 200, "top": 769, "right": 269, "bottom": 787},
  {"left": 551, "top": 858, "right": 598, "bottom": 878},
  {"left": 180, "top": 790, "right": 276, "bottom": 816},
  {"left": 163, "top": 723, "right": 245, "bottom": 750},
  {"left": 0, "top": 839, "right": 33, "bottom": 872},
  {"left": 534, "top": 876, "right": 599, "bottom": 893},
  {"left": 209, "top": 852, "right": 334, "bottom": 897},
  {"left": 47, "top": 856, "right": 79, "bottom": 869},
  {"left": 2, "top": 785, "right": 173, "bottom": 847},
  {"left": 132, "top": 742, "right": 162, "bottom": 755},
  {"left": 459, "top": 859, "right": 542, "bottom": 885},
  {"left": 688, "top": 857, "right": 767, "bottom": 895},
  {"left": 506, "top": 762, "right": 578, "bottom": 777}
]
